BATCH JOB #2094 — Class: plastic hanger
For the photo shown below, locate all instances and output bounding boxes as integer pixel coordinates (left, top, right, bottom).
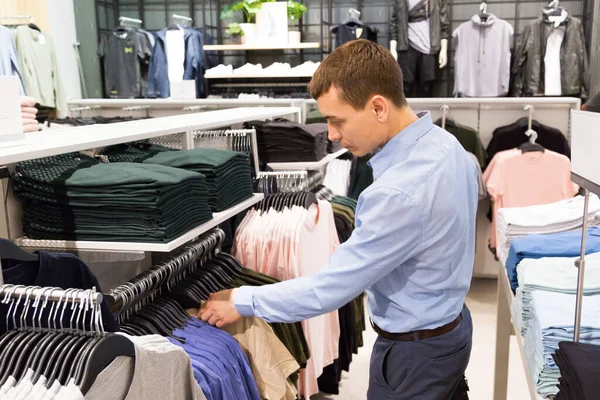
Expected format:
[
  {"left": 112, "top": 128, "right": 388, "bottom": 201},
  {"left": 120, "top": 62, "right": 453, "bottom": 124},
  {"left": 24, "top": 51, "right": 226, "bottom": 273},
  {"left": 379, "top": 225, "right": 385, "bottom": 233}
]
[{"left": 78, "top": 334, "right": 135, "bottom": 394}]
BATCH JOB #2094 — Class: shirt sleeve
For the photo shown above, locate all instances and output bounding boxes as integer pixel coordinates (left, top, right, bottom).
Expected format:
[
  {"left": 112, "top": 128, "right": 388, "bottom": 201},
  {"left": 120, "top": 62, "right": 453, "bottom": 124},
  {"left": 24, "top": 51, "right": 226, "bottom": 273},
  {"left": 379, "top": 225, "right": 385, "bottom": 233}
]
[
  {"left": 234, "top": 185, "right": 425, "bottom": 323},
  {"left": 137, "top": 32, "right": 153, "bottom": 62}
]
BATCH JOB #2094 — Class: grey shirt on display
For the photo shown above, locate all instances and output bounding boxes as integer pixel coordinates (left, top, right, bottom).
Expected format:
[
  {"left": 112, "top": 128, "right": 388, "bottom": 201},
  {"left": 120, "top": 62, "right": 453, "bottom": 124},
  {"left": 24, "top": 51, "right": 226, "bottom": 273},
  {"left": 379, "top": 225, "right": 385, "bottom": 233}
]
[
  {"left": 98, "top": 28, "right": 152, "bottom": 98},
  {"left": 452, "top": 14, "right": 513, "bottom": 97}
]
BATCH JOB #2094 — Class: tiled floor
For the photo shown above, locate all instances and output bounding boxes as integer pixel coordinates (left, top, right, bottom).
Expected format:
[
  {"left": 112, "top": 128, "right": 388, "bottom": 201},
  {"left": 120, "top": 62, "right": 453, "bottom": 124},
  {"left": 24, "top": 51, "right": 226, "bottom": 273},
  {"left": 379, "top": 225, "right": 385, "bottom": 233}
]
[{"left": 313, "top": 278, "right": 531, "bottom": 399}]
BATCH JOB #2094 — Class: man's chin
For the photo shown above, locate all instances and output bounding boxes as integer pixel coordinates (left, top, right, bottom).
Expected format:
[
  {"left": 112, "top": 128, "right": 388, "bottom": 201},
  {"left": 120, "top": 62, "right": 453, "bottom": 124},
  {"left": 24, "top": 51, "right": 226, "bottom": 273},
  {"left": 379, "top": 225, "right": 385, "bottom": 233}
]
[{"left": 345, "top": 146, "right": 364, "bottom": 157}]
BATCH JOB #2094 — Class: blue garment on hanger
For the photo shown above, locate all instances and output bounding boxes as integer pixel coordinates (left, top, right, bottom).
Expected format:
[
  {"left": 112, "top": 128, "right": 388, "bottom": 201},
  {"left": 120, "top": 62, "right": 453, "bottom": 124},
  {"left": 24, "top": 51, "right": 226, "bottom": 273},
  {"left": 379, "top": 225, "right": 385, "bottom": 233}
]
[
  {"left": 147, "top": 27, "right": 210, "bottom": 98},
  {"left": 168, "top": 319, "right": 260, "bottom": 400},
  {"left": 0, "top": 25, "right": 26, "bottom": 94}
]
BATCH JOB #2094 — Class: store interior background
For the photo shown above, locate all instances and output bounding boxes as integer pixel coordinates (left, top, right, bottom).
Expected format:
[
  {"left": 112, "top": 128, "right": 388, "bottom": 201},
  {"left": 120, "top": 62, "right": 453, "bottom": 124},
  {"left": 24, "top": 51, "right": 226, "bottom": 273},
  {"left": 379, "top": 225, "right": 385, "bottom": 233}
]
[
  {"left": 2, "top": 0, "right": 600, "bottom": 102},
  {"left": 2, "top": 0, "right": 600, "bottom": 399}
]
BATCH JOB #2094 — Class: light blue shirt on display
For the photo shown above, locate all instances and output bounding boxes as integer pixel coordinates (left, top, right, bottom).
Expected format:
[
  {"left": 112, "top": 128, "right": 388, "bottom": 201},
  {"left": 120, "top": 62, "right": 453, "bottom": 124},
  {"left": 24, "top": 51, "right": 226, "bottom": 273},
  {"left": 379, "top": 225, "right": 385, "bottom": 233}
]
[{"left": 234, "top": 112, "right": 479, "bottom": 333}]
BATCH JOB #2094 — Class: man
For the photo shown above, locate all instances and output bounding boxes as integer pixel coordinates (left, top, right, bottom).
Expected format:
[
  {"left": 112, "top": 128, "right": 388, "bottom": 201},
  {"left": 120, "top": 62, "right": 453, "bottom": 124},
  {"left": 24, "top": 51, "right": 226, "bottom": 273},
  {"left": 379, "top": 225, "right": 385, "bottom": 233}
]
[{"left": 199, "top": 39, "right": 478, "bottom": 399}]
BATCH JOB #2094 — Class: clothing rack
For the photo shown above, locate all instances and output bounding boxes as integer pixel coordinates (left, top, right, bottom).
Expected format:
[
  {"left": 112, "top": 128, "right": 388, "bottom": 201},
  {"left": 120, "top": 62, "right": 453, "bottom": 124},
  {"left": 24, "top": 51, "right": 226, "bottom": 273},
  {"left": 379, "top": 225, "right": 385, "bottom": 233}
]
[
  {"left": 568, "top": 110, "right": 600, "bottom": 341},
  {"left": 194, "top": 129, "right": 260, "bottom": 176},
  {"left": 105, "top": 228, "right": 223, "bottom": 321},
  {"left": 0, "top": 107, "right": 298, "bottom": 284},
  {"left": 148, "top": 128, "right": 260, "bottom": 176},
  {"left": 0, "top": 285, "right": 103, "bottom": 306},
  {"left": 172, "top": 14, "right": 192, "bottom": 26},
  {"left": 493, "top": 110, "right": 597, "bottom": 400},
  {"left": 0, "top": 283, "right": 135, "bottom": 396},
  {"left": 67, "top": 99, "right": 304, "bottom": 123},
  {"left": 256, "top": 171, "right": 309, "bottom": 194},
  {"left": 118, "top": 16, "right": 142, "bottom": 27}
]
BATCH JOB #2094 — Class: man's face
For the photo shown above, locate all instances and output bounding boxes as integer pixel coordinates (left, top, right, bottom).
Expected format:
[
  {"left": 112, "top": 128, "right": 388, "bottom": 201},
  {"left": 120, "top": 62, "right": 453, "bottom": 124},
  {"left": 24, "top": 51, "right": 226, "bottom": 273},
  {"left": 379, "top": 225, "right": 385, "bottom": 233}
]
[{"left": 317, "top": 87, "right": 384, "bottom": 157}]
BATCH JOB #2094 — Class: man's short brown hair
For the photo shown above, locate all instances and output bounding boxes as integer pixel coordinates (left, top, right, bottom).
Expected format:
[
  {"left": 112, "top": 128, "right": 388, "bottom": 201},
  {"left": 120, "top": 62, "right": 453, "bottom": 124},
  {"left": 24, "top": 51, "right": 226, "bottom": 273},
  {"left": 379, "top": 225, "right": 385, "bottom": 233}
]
[{"left": 309, "top": 39, "right": 407, "bottom": 110}]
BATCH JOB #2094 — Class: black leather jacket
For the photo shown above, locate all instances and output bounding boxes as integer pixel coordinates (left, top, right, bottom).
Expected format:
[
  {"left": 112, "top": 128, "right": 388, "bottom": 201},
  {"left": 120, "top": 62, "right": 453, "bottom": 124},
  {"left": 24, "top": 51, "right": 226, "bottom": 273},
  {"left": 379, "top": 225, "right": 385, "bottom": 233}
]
[
  {"left": 390, "top": 0, "right": 449, "bottom": 53},
  {"left": 512, "top": 15, "right": 589, "bottom": 100}
]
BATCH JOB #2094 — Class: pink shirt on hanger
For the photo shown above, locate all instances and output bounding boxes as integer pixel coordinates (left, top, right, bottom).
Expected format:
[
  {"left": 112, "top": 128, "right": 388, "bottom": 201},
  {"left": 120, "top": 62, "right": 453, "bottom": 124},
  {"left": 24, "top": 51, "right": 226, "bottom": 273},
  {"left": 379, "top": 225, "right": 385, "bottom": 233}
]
[
  {"left": 485, "top": 149, "right": 578, "bottom": 248},
  {"left": 296, "top": 201, "right": 341, "bottom": 399}
]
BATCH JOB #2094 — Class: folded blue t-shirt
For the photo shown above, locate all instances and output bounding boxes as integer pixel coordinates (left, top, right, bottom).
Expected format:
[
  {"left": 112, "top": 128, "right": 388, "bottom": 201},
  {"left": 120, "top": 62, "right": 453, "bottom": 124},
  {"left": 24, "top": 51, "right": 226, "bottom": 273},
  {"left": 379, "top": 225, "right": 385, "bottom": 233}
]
[{"left": 505, "top": 227, "right": 600, "bottom": 292}]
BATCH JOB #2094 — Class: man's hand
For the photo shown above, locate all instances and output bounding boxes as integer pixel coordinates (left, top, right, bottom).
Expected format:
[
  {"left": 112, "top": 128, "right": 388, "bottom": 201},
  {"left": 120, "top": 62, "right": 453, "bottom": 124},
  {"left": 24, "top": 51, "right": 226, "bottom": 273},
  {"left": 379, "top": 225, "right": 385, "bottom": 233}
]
[{"left": 197, "top": 289, "right": 242, "bottom": 328}]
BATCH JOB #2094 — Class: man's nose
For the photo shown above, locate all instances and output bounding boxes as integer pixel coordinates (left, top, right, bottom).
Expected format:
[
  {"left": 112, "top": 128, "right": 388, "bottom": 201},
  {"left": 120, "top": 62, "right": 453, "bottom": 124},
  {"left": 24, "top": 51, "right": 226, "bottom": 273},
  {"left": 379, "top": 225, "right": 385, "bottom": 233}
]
[{"left": 328, "top": 124, "right": 341, "bottom": 141}]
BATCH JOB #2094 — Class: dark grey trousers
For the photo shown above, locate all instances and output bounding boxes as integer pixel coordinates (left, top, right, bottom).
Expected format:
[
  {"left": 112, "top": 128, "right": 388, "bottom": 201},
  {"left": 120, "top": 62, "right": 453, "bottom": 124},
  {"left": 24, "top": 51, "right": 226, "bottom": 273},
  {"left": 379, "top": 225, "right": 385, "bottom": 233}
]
[{"left": 367, "top": 306, "right": 473, "bottom": 400}]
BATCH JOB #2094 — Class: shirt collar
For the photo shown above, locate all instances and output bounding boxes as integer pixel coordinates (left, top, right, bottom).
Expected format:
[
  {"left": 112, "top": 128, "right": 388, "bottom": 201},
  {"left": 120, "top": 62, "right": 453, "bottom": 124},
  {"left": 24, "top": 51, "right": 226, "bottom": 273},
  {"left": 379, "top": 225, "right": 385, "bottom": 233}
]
[{"left": 368, "top": 111, "right": 433, "bottom": 180}]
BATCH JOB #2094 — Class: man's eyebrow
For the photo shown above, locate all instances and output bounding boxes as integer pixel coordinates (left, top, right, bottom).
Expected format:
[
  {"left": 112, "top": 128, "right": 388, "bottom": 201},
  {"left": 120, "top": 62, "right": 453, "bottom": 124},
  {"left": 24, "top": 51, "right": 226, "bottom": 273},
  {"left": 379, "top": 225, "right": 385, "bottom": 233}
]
[{"left": 323, "top": 115, "right": 342, "bottom": 121}]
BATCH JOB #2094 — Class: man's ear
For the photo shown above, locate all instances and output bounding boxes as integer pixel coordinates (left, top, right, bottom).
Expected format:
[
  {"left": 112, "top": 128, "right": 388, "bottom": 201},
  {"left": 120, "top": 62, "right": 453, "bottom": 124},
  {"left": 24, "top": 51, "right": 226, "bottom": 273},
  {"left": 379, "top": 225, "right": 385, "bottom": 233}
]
[{"left": 371, "top": 95, "right": 389, "bottom": 122}]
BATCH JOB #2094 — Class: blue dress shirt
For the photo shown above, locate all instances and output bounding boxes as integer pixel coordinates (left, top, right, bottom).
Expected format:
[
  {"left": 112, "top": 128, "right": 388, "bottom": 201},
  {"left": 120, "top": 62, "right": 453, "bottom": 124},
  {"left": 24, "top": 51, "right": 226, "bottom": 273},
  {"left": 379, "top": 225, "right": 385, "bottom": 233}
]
[{"left": 235, "top": 112, "right": 478, "bottom": 332}]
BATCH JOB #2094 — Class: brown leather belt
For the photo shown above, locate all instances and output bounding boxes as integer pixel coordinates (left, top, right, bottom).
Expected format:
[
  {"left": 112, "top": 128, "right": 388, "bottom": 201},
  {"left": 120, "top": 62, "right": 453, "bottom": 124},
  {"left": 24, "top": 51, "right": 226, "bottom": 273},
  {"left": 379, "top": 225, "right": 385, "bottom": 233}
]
[{"left": 371, "top": 314, "right": 463, "bottom": 341}]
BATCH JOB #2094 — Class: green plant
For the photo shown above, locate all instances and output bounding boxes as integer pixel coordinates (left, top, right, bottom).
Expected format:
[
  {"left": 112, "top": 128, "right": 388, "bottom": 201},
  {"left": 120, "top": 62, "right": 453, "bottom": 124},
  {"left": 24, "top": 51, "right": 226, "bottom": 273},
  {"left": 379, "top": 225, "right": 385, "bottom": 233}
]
[
  {"left": 226, "top": 22, "right": 245, "bottom": 36},
  {"left": 220, "top": 0, "right": 274, "bottom": 23},
  {"left": 287, "top": 1, "right": 307, "bottom": 22}
]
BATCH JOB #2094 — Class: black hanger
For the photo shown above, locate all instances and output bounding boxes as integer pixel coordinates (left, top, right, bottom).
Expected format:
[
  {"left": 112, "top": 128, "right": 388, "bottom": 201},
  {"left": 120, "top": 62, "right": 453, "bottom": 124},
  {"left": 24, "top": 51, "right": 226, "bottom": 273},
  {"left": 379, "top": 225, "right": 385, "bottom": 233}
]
[
  {"left": 39, "top": 331, "right": 73, "bottom": 382},
  {"left": 28, "top": 23, "right": 41, "bottom": 32},
  {"left": 25, "top": 330, "right": 61, "bottom": 378},
  {"left": 0, "top": 329, "right": 37, "bottom": 383},
  {"left": 155, "top": 297, "right": 191, "bottom": 323},
  {"left": 78, "top": 334, "right": 135, "bottom": 394},
  {"left": 305, "top": 192, "right": 318, "bottom": 209},
  {"left": 166, "top": 288, "right": 203, "bottom": 309},
  {"left": 58, "top": 335, "right": 91, "bottom": 384},
  {"left": 0, "top": 330, "right": 43, "bottom": 383},
  {"left": 519, "top": 141, "right": 545, "bottom": 153},
  {"left": 145, "top": 302, "right": 184, "bottom": 328},
  {"left": 0, "top": 239, "right": 39, "bottom": 262},
  {"left": 49, "top": 334, "right": 83, "bottom": 384}
]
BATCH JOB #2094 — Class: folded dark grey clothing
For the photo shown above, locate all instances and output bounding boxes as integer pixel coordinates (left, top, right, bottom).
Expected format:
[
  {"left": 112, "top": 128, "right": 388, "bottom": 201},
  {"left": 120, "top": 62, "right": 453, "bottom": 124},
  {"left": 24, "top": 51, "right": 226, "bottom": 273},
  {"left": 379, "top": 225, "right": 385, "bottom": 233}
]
[
  {"left": 100, "top": 142, "right": 174, "bottom": 163},
  {"left": 24, "top": 211, "right": 212, "bottom": 235},
  {"left": 23, "top": 199, "right": 211, "bottom": 223},
  {"left": 15, "top": 182, "right": 209, "bottom": 208},
  {"left": 13, "top": 156, "right": 204, "bottom": 189},
  {"left": 23, "top": 211, "right": 213, "bottom": 242}
]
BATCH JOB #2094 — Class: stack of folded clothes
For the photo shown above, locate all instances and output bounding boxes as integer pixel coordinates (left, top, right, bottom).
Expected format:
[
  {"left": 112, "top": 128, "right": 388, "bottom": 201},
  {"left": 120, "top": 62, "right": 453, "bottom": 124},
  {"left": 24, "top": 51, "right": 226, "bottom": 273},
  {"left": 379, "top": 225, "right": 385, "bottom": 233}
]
[
  {"left": 511, "top": 252, "right": 600, "bottom": 335},
  {"left": 505, "top": 226, "right": 600, "bottom": 293},
  {"left": 553, "top": 341, "right": 600, "bottom": 399},
  {"left": 525, "top": 291, "right": 600, "bottom": 397},
  {"left": 495, "top": 195, "right": 600, "bottom": 265},
  {"left": 244, "top": 119, "right": 328, "bottom": 163},
  {"left": 101, "top": 143, "right": 254, "bottom": 212},
  {"left": 12, "top": 153, "right": 213, "bottom": 243}
]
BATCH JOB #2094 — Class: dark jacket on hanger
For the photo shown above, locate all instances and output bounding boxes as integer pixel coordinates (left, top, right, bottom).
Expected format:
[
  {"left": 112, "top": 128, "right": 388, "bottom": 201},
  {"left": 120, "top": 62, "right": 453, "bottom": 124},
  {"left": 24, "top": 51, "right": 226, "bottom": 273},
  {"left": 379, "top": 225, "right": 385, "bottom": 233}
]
[
  {"left": 331, "top": 20, "right": 378, "bottom": 48},
  {"left": 485, "top": 117, "right": 571, "bottom": 162},
  {"left": 511, "top": 15, "right": 589, "bottom": 100},
  {"left": 147, "top": 28, "right": 206, "bottom": 98},
  {"left": 434, "top": 119, "right": 487, "bottom": 169},
  {"left": 390, "top": 0, "right": 449, "bottom": 53}
]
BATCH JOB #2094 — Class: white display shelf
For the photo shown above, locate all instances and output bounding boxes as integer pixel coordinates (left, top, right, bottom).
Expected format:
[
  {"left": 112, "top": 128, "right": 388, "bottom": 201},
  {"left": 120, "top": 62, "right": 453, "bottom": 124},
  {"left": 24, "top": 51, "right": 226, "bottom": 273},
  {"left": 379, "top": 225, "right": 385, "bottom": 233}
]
[
  {"left": 203, "top": 43, "right": 320, "bottom": 51},
  {"left": 267, "top": 149, "right": 348, "bottom": 171},
  {"left": 0, "top": 107, "right": 299, "bottom": 165},
  {"left": 14, "top": 194, "right": 264, "bottom": 252},
  {"left": 206, "top": 72, "right": 314, "bottom": 79},
  {"left": 494, "top": 262, "right": 544, "bottom": 400}
]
